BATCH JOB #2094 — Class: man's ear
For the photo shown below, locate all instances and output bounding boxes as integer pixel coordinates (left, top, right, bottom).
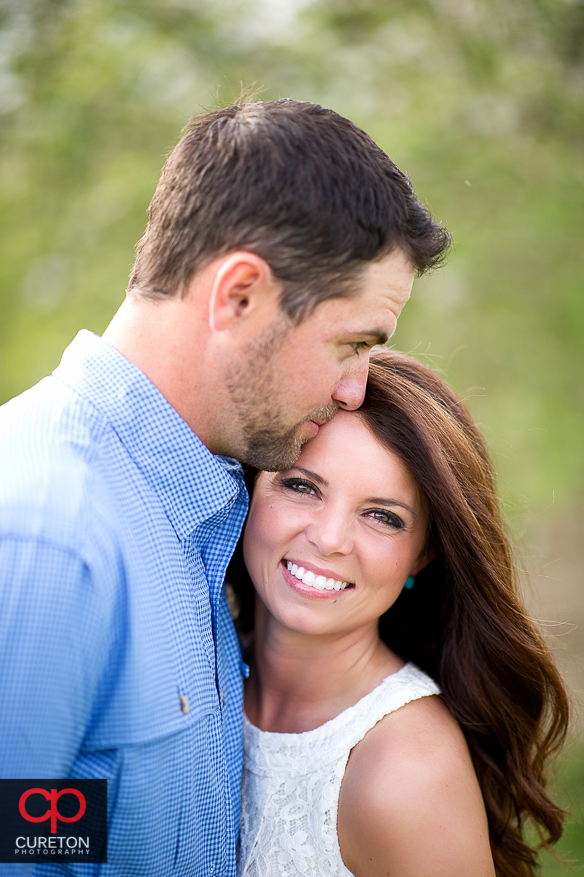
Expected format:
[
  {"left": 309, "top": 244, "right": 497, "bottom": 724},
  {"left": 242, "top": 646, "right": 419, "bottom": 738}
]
[{"left": 207, "top": 252, "right": 278, "bottom": 332}]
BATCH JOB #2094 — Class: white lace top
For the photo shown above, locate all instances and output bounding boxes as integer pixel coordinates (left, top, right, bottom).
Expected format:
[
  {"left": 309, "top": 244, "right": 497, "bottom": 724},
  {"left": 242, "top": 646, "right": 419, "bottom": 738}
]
[{"left": 238, "top": 662, "right": 441, "bottom": 877}]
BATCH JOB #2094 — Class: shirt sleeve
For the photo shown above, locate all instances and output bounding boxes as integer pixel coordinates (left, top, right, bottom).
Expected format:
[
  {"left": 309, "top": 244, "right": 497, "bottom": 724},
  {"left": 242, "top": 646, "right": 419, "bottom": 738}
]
[{"left": 0, "top": 536, "right": 107, "bottom": 778}]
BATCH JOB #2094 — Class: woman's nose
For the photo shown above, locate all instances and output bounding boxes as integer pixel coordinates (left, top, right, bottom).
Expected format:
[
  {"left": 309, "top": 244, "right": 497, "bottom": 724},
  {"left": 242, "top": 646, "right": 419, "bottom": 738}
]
[{"left": 305, "top": 513, "right": 353, "bottom": 556}]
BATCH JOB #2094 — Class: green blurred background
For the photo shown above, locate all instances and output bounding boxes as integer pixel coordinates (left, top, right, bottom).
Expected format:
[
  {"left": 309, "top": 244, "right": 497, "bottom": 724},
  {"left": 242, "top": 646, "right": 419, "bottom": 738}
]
[{"left": 1, "top": 0, "right": 582, "bottom": 870}]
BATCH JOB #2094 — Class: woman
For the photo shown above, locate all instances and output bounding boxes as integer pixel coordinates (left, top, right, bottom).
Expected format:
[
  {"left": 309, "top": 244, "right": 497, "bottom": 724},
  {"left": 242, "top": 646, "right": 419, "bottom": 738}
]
[{"left": 228, "top": 349, "right": 569, "bottom": 877}]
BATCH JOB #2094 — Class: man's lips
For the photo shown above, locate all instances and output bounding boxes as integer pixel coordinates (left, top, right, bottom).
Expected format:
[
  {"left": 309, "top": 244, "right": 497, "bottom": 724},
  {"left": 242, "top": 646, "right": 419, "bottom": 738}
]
[
  {"left": 304, "top": 405, "right": 339, "bottom": 436},
  {"left": 304, "top": 420, "right": 320, "bottom": 438}
]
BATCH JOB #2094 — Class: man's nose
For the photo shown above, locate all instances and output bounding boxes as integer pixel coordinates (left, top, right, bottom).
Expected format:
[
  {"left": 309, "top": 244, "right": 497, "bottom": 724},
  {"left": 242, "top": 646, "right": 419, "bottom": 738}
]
[{"left": 332, "top": 352, "right": 369, "bottom": 410}]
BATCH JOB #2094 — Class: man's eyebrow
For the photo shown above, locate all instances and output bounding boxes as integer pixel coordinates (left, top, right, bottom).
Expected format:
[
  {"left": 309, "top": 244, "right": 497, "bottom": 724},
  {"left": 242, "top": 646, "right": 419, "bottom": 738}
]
[
  {"left": 364, "top": 329, "right": 389, "bottom": 346},
  {"left": 288, "top": 466, "right": 329, "bottom": 487}
]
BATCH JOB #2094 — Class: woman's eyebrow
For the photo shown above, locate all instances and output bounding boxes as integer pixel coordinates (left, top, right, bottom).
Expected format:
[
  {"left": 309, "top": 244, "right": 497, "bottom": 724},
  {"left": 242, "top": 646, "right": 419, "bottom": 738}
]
[
  {"left": 366, "top": 497, "right": 416, "bottom": 514},
  {"left": 288, "top": 466, "right": 329, "bottom": 487}
]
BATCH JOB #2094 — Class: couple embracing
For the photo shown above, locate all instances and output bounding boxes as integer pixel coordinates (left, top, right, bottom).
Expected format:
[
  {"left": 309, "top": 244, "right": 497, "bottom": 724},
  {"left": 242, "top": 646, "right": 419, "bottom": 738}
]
[{"left": 0, "top": 99, "right": 568, "bottom": 877}]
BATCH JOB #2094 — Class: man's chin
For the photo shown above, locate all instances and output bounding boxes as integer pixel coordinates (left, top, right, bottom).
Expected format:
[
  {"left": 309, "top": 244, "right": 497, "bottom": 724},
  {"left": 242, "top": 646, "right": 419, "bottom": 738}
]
[
  {"left": 241, "top": 407, "right": 339, "bottom": 471},
  {"left": 240, "top": 426, "right": 308, "bottom": 472}
]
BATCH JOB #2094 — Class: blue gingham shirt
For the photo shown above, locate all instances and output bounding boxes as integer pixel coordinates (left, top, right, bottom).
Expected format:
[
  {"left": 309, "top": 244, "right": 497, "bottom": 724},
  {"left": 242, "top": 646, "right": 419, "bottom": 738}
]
[{"left": 0, "top": 330, "right": 249, "bottom": 875}]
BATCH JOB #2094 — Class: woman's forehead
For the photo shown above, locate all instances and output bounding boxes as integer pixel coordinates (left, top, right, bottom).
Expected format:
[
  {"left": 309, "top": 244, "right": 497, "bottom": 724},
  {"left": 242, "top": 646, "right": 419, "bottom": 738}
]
[{"left": 264, "top": 410, "right": 424, "bottom": 507}]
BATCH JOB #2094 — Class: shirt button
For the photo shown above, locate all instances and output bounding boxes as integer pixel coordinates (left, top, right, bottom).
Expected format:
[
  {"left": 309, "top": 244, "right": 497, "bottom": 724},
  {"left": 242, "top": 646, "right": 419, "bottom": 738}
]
[
  {"left": 179, "top": 695, "right": 190, "bottom": 714},
  {"left": 220, "top": 689, "right": 226, "bottom": 707}
]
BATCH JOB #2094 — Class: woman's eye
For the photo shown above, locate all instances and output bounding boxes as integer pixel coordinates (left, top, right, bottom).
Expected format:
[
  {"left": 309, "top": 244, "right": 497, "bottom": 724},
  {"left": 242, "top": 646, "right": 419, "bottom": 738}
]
[
  {"left": 366, "top": 509, "right": 405, "bottom": 530},
  {"left": 280, "top": 478, "right": 318, "bottom": 496},
  {"left": 350, "top": 341, "right": 369, "bottom": 354}
]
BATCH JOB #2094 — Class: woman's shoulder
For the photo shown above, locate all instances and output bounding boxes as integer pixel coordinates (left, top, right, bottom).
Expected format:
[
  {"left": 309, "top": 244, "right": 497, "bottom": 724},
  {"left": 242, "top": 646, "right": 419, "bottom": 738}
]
[
  {"left": 341, "top": 693, "right": 474, "bottom": 804},
  {"left": 338, "top": 694, "right": 495, "bottom": 877}
]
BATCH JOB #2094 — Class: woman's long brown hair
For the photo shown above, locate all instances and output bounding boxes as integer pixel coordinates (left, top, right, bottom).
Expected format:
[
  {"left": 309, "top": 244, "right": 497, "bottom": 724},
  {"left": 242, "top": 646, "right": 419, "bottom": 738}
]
[{"left": 228, "top": 348, "right": 570, "bottom": 877}]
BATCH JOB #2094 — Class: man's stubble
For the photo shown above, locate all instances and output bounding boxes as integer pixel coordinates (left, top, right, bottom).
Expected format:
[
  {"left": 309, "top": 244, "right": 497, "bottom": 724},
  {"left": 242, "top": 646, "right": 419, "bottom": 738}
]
[{"left": 226, "top": 319, "right": 338, "bottom": 471}]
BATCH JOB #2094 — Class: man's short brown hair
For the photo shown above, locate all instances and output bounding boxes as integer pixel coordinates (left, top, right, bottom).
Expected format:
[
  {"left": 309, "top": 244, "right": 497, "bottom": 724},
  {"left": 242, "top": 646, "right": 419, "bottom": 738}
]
[{"left": 128, "top": 99, "right": 450, "bottom": 321}]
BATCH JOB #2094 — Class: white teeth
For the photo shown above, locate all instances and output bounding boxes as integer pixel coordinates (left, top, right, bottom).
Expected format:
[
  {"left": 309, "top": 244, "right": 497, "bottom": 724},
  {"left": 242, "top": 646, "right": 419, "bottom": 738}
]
[{"left": 286, "top": 562, "right": 349, "bottom": 592}]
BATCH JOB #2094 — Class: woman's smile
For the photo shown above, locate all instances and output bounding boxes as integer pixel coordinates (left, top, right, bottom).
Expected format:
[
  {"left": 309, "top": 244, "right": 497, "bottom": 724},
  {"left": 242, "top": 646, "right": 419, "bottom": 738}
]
[
  {"left": 281, "top": 558, "right": 354, "bottom": 599},
  {"left": 284, "top": 559, "right": 352, "bottom": 590}
]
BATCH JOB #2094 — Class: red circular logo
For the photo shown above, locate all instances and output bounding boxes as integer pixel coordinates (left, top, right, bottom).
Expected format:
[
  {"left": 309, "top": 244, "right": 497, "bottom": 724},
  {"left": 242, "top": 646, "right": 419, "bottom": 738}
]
[{"left": 19, "top": 788, "right": 86, "bottom": 834}]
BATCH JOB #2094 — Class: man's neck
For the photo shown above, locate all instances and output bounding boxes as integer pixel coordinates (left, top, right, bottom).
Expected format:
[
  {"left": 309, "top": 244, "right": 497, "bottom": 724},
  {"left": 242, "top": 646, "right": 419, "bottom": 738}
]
[{"left": 102, "top": 293, "right": 221, "bottom": 450}]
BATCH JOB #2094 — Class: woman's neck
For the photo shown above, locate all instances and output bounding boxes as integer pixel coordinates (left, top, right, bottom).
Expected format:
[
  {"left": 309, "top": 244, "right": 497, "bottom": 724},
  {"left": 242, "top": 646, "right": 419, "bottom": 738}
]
[{"left": 244, "top": 607, "right": 403, "bottom": 733}]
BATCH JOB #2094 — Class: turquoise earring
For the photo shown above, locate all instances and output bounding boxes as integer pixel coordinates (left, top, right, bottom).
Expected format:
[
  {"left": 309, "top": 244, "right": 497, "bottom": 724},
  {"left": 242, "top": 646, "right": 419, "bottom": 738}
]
[{"left": 404, "top": 576, "right": 415, "bottom": 590}]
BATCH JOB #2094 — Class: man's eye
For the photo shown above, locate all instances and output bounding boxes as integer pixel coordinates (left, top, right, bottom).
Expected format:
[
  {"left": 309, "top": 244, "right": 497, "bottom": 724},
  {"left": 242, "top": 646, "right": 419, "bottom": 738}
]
[
  {"left": 366, "top": 509, "right": 405, "bottom": 530},
  {"left": 280, "top": 478, "right": 318, "bottom": 496},
  {"left": 350, "top": 341, "right": 370, "bottom": 353}
]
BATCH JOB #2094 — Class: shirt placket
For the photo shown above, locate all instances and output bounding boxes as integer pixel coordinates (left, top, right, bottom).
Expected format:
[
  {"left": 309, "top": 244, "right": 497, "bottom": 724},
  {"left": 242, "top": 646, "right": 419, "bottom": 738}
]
[
  {"left": 185, "top": 498, "right": 235, "bottom": 676},
  {"left": 182, "top": 495, "right": 240, "bottom": 877}
]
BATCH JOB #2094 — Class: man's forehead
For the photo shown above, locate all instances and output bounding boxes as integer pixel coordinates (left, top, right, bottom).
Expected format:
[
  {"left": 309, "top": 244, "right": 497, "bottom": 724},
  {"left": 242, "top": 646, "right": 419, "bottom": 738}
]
[
  {"left": 285, "top": 248, "right": 414, "bottom": 337},
  {"left": 327, "top": 252, "right": 414, "bottom": 309},
  {"left": 320, "top": 278, "right": 410, "bottom": 328},
  {"left": 302, "top": 298, "right": 395, "bottom": 346}
]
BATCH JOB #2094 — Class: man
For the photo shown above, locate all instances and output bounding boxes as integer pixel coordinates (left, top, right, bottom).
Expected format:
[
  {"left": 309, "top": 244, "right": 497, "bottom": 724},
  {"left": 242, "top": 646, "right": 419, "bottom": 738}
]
[{"left": 0, "top": 99, "right": 449, "bottom": 875}]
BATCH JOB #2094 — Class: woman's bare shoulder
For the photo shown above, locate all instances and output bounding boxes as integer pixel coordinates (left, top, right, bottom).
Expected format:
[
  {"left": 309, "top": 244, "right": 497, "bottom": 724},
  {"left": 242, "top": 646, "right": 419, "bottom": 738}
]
[{"left": 337, "top": 694, "right": 496, "bottom": 877}]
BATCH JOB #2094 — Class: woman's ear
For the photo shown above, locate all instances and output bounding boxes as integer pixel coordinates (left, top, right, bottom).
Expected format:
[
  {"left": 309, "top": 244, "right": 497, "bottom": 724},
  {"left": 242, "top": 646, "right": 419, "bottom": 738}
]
[{"left": 411, "top": 547, "right": 436, "bottom": 577}]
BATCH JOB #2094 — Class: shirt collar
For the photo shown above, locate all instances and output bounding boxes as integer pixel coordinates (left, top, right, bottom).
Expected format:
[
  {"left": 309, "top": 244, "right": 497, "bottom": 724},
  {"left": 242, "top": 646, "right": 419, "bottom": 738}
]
[{"left": 53, "top": 330, "right": 245, "bottom": 538}]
